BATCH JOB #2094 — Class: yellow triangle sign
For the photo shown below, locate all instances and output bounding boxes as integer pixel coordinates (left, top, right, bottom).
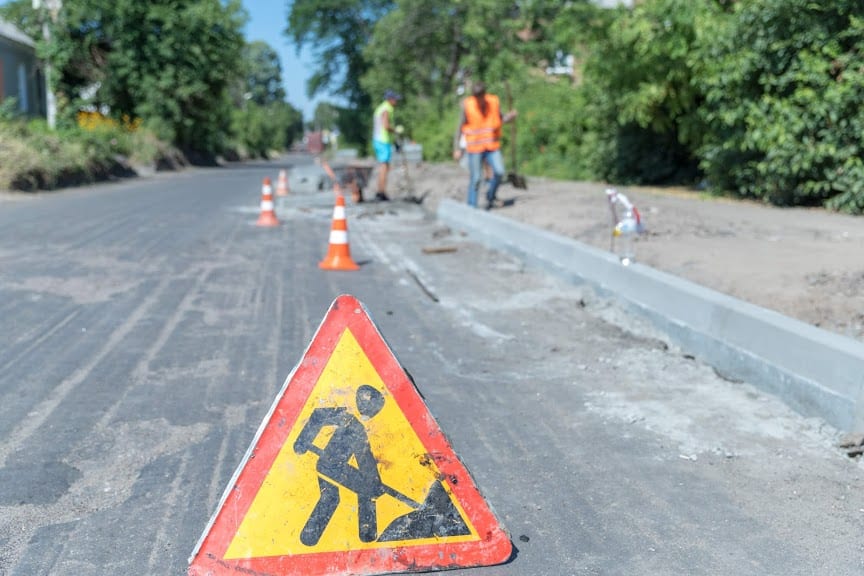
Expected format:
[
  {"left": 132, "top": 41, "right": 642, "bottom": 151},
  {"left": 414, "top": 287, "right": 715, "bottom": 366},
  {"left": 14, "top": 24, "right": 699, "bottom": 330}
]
[{"left": 189, "top": 294, "right": 512, "bottom": 575}]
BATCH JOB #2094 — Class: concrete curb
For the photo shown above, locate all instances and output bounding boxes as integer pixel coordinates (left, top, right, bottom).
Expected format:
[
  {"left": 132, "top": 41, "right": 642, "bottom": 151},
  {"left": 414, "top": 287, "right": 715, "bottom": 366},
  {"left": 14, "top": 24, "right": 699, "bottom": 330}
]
[{"left": 437, "top": 198, "right": 864, "bottom": 433}]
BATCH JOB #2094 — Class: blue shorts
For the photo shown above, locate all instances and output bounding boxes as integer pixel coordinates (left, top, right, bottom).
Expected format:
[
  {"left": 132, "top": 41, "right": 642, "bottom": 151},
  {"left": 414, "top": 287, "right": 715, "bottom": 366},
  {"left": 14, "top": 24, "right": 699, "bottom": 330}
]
[{"left": 374, "top": 140, "right": 392, "bottom": 163}]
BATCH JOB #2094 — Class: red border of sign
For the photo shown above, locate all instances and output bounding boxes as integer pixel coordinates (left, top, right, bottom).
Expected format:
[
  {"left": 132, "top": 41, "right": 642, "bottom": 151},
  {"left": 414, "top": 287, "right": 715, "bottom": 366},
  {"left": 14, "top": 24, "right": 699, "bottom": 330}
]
[{"left": 189, "top": 294, "right": 512, "bottom": 576}]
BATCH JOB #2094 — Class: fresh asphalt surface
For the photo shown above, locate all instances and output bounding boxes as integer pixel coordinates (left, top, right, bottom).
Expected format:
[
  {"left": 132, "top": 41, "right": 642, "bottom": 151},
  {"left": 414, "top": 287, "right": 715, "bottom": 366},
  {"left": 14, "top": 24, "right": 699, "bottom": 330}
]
[{"left": 0, "top": 154, "right": 862, "bottom": 575}]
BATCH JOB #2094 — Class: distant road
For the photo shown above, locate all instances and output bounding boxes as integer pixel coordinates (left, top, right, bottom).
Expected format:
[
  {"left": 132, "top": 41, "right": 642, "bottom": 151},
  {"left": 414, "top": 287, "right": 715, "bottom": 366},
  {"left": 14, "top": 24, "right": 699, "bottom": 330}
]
[{"left": 0, "top": 157, "right": 861, "bottom": 575}]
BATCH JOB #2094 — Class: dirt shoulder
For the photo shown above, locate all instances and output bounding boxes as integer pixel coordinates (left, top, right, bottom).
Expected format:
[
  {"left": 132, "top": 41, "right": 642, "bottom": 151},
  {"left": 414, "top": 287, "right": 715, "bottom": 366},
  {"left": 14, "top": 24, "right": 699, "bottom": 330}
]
[{"left": 406, "top": 161, "right": 864, "bottom": 342}]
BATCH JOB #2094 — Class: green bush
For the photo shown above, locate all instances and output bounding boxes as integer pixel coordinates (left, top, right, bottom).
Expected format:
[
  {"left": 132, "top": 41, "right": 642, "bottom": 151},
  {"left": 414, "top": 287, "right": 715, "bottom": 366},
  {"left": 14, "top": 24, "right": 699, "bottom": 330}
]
[
  {"left": 696, "top": 0, "right": 864, "bottom": 213},
  {"left": 408, "top": 105, "right": 460, "bottom": 164},
  {"left": 579, "top": 0, "right": 715, "bottom": 186},
  {"left": 516, "top": 78, "right": 593, "bottom": 181},
  {"left": 229, "top": 101, "right": 303, "bottom": 159},
  {"left": 0, "top": 97, "right": 20, "bottom": 121}
]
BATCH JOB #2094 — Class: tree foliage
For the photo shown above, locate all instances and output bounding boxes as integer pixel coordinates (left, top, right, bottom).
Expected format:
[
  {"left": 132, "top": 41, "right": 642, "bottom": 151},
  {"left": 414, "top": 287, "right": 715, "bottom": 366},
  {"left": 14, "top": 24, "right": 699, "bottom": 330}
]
[
  {"left": 355, "top": 1, "right": 587, "bottom": 160},
  {"left": 696, "top": 0, "right": 864, "bottom": 212},
  {"left": 230, "top": 40, "right": 303, "bottom": 159},
  {"left": 2, "top": 0, "right": 306, "bottom": 161},
  {"left": 26, "top": 0, "right": 248, "bottom": 158},
  {"left": 578, "top": 0, "right": 719, "bottom": 184},
  {"left": 286, "top": 0, "right": 393, "bottom": 107},
  {"left": 230, "top": 100, "right": 302, "bottom": 159},
  {"left": 286, "top": 0, "right": 394, "bottom": 150},
  {"left": 240, "top": 41, "right": 287, "bottom": 106},
  {"left": 0, "top": 0, "right": 41, "bottom": 38},
  {"left": 361, "top": 0, "right": 463, "bottom": 113}
]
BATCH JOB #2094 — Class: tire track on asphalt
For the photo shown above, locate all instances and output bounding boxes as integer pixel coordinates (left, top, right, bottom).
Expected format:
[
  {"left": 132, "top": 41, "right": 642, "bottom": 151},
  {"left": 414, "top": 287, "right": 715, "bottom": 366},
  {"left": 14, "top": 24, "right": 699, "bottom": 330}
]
[
  {"left": 185, "top": 241, "right": 292, "bottom": 572},
  {"left": 65, "top": 209, "right": 140, "bottom": 252},
  {"left": 189, "top": 212, "right": 313, "bottom": 549},
  {"left": 81, "top": 220, "right": 253, "bottom": 553},
  {"left": 195, "top": 217, "right": 303, "bottom": 512},
  {"left": 0, "top": 308, "right": 81, "bottom": 376},
  {"left": 94, "top": 221, "right": 240, "bottom": 428},
  {"left": 146, "top": 455, "right": 190, "bottom": 573},
  {"left": 0, "top": 210, "right": 245, "bottom": 573},
  {"left": 206, "top": 417, "right": 236, "bottom": 509},
  {"left": 0, "top": 277, "right": 170, "bottom": 467}
]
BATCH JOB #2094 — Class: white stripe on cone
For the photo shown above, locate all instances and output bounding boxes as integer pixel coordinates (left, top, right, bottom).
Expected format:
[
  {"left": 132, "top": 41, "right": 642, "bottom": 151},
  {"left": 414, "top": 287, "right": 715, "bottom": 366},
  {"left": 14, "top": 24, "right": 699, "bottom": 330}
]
[{"left": 328, "top": 230, "right": 348, "bottom": 244}]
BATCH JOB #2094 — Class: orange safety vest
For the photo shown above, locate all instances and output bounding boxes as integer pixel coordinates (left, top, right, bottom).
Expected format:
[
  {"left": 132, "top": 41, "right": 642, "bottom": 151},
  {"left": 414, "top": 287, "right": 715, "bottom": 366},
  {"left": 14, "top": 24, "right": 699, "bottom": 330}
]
[{"left": 462, "top": 94, "right": 502, "bottom": 153}]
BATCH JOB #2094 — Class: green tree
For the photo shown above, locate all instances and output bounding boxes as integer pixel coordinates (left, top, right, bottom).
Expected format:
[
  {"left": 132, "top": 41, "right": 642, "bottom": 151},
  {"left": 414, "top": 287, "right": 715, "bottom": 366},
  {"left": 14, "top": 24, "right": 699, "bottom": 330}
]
[
  {"left": 231, "top": 100, "right": 301, "bottom": 159},
  {"left": 286, "top": 0, "right": 393, "bottom": 107},
  {"left": 531, "top": 0, "right": 610, "bottom": 65},
  {"left": 230, "top": 40, "right": 303, "bottom": 158},
  {"left": 697, "top": 0, "right": 864, "bottom": 213},
  {"left": 240, "top": 41, "right": 286, "bottom": 106},
  {"left": 361, "top": 0, "right": 462, "bottom": 114},
  {"left": 46, "top": 0, "right": 247, "bottom": 158},
  {"left": 0, "top": 0, "right": 41, "bottom": 38},
  {"left": 580, "top": 0, "right": 721, "bottom": 184},
  {"left": 286, "top": 0, "right": 394, "bottom": 150},
  {"left": 310, "top": 102, "right": 339, "bottom": 132}
]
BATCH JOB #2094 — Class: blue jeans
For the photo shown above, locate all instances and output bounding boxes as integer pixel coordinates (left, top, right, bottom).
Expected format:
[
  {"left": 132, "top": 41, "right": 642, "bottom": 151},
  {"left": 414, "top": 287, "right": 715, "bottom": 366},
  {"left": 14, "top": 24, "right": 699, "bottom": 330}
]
[{"left": 467, "top": 149, "right": 505, "bottom": 208}]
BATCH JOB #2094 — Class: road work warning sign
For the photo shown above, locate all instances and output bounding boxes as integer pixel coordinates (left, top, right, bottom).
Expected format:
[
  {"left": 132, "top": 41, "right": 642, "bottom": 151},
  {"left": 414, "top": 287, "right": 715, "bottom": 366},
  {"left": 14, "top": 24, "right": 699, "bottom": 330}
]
[{"left": 188, "top": 294, "right": 511, "bottom": 576}]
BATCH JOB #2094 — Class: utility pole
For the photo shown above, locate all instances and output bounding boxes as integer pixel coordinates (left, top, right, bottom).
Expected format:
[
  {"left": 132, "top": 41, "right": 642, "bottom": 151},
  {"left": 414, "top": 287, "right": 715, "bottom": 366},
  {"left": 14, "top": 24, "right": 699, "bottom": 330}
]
[{"left": 32, "top": 0, "right": 60, "bottom": 129}]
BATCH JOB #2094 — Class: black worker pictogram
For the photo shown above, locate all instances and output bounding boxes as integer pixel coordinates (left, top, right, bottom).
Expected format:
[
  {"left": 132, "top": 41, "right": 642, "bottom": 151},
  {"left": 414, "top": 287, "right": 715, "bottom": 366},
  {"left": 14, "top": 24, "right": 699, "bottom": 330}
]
[{"left": 293, "top": 384, "right": 470, "bottom": 546}]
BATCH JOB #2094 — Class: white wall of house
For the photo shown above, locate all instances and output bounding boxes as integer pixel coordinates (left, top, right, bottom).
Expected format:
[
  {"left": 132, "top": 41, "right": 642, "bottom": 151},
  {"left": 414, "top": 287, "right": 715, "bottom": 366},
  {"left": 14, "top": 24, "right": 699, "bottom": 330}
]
[{"left": 0, "top": 19, "right": 46, "bottom": 118}]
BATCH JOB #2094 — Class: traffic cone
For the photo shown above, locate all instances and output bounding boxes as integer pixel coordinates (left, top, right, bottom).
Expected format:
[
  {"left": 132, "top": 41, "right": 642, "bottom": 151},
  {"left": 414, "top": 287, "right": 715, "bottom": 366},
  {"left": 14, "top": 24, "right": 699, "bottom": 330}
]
[
  {"left": 276, "top": 169, "right": 290, "bottom": 197},
  {"left": 319, "top": 194, "right": 359, "bottom": 271},
  {"left": 256, "top": 177, "right": 280, "bottom": 227}
]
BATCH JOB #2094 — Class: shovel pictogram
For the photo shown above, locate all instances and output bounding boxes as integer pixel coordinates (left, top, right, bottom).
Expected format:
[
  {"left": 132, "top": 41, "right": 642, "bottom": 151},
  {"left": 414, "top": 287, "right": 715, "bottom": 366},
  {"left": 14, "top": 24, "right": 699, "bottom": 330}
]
[{"left": 296, "top": 385, "right": 470, "bottom": 545}]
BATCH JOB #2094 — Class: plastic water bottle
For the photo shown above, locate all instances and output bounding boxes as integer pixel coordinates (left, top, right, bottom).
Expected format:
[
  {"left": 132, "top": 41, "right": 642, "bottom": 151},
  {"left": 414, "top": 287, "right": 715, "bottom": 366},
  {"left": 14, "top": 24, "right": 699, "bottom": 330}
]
[
  {"left": 607, "top": 188, "right": 644, "bottom": 266},
  {"left": 614, "top": 214, "right": 638, "bottom": 265}
]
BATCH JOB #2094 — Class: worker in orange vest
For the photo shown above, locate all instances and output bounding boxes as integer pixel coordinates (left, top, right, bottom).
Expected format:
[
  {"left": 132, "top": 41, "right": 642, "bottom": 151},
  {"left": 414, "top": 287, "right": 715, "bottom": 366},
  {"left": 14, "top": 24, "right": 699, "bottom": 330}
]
[{"left": 453, "top": 81, "right": 517, "bottom": 209}]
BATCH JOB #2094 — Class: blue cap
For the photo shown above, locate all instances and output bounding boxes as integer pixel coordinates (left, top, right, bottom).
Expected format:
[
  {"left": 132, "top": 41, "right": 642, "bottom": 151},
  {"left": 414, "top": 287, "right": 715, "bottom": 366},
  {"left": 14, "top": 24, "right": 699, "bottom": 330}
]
[{"left": 384, "top": 90, "right": 402, "bottom": 101}]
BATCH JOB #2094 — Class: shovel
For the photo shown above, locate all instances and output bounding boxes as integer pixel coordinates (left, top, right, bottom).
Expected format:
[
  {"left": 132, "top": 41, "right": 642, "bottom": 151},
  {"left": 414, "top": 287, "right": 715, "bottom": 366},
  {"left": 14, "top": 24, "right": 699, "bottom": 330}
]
[
  {"left": 304, "top": 445, "right": 468, "bottom": 541},
  {"left": 395, "top": 131, "right": 426, "bottom": 204},
  {"left": 504, "top": 81, "right": 528, "bottom": 190}
]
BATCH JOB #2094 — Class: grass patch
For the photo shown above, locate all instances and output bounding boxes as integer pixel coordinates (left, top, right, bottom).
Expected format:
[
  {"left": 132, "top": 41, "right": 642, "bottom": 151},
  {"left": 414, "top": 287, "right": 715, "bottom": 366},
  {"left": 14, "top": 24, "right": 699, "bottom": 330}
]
[{"left": 0, "top": 117, "right": 183, "bottom": 191}]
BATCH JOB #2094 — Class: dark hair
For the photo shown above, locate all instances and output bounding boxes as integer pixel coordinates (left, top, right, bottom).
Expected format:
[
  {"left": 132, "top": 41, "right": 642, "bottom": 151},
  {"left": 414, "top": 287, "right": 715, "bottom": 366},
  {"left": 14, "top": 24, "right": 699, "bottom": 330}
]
[{"left": 472, "top": 82, "right": 488, "bottom": 117}]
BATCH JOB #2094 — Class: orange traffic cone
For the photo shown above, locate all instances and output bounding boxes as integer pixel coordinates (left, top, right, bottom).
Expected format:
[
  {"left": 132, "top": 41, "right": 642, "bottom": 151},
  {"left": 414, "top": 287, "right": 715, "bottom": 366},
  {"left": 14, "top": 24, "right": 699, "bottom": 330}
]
[
  {"left": 319, "top": 194, "right": 359, "bottom": 271},
  {"left": 276, "top": 169, "right": 290, "bottom": 197},
  {"left": 256, "top": 177, "right": 280, "bottom": 227}
]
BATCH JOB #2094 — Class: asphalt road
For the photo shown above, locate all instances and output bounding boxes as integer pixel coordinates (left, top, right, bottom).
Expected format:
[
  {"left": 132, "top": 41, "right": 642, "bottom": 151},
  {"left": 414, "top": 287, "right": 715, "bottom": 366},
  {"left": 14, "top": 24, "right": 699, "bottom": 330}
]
[{"left": 0, "top": 155, "right": 862, "bottom": 575}]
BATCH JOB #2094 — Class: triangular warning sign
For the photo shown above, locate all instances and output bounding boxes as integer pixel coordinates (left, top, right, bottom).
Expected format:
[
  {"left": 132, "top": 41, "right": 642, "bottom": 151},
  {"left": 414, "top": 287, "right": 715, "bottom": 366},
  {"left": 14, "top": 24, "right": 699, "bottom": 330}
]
[{"left": 189, "top": 294, "right": 512, "bottom": 576}]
